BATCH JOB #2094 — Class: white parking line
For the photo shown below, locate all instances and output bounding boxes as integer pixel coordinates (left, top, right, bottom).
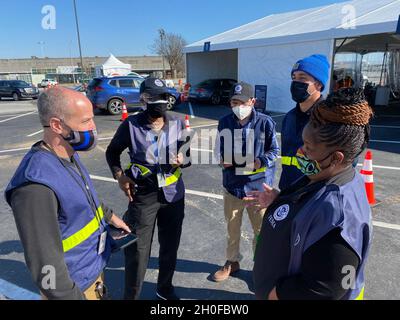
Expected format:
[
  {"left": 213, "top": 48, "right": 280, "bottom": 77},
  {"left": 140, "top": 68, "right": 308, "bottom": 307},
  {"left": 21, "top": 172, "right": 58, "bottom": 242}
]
[
  {"left": 89, "top": 175, "right": 115, "bottom": 182},
  {"left": 188, "top": 102, "right": 195, "bottom": 119},
  {"left": 97, "top": 123, "right": 219, "bottom": 142},
  {"left": 0, "top": 111, "right": 36, "bottom": 124},
  {"left": 356, "top": 163, "right": 400, "bottom": 171},
  {"left": 96, "top": 145, "right": 107, "bottom": 153},
  {"left": 27, "top": 129, "right": 43, "bottom": 137},
  {"left": 372, "top": 221, "right": 400, "bottom": 231},
  {"left": 185, "top": 189, "right": 223, "bottom": 200},
  {"left": 89, "top": 174, "right": 224, "bottom": 200},
  {"left": 191, "top": 123, "right": 218, "bottom": 129},
  {"left": 0, "top": 146, "right": 30, "bottom": 154},
  {"left": 98, "top": 137, "right": 114, "bottom": 141},
  {"left": 89, "top": 174, "right": 400, "bottom": 231}
]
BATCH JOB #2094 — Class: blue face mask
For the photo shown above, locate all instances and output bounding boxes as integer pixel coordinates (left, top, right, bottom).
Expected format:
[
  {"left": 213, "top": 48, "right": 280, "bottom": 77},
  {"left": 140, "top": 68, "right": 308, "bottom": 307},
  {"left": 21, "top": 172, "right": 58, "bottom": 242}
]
[
  {"left": 291, "top": 81, "right": 313, "bottom": 103},
  {"left": 44, "top": 119, "right": 98, "bottom": 151},
  {"left": 62, "top": 127, "right": 98, "bottom": 151}
]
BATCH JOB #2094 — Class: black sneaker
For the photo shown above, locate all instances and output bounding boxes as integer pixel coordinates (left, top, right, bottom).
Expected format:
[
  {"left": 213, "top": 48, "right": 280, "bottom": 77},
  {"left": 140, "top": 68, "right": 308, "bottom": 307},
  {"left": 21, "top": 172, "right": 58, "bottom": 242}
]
[{"left": 156, "top": 290, "right": 180, "bottom": 300}]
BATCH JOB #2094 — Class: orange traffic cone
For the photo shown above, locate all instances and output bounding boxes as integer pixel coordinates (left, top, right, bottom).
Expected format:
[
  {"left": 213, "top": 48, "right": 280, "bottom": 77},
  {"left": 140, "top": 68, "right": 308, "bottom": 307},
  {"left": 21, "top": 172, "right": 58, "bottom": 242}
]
[
  {"left": 120, "top": 103, "right": 128, "bottom": 121},
  {"left": 184, "top": 114, "right": 191, "bottom": 130},
  {"left": 360, "top": 150, "right": 376, "bottom": 205}
]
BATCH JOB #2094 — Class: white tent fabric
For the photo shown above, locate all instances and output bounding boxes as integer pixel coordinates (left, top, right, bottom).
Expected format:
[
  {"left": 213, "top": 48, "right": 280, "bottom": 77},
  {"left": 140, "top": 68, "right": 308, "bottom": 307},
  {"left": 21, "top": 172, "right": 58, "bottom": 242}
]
[
  {"left": 185, "top": 0, "right": 400, "bottom": 53},
  {"left": 185, "top": 0, "right": 400, "bottom": 112},
  {"left": 95, "top": 54, "right": 131, "bottom": 77}
]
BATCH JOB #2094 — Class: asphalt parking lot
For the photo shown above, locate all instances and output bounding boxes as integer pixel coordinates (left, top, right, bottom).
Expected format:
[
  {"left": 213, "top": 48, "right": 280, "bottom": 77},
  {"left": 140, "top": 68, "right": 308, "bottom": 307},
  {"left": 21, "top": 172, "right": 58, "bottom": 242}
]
[{"left": 0, "top": 97, "right": 399, "bottom": 300}]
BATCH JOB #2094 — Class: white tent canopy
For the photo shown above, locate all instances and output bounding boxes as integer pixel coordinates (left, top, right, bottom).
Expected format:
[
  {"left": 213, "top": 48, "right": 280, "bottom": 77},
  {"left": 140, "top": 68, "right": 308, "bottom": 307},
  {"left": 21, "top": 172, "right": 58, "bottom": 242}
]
[
  {"left": 184, "top": 0, "right": 400, "bottom": 112},
  {"left": 185, "top": 0, "right": 400, "bottom": 53},
  {"left": 95, "top": 54, "right": 131, "bottom": 77}
]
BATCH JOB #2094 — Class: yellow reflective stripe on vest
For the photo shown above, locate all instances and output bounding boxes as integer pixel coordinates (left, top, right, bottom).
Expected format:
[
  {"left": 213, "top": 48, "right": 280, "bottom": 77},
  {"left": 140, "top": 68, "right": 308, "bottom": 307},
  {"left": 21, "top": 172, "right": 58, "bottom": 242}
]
[
  {"left": 354, "top": 287, "right": 365, "bottom": 300},
  {"left": 127, "top": 163, "right": 181, "bottom": 186},
  {"left": 62, "top": 206, "right": 104, "bottom": 253},
  {"left": 281, "top": 156, "right": 300, "bottom": 169},
  {"left": 242, "top": 167, "right": 267, "bottom": 175},
  {"left": 126, "top": 163, "right": 152, "bottom": 176},
  {"left": 165, "top": 168, "right": 182, "bottom": 186}
]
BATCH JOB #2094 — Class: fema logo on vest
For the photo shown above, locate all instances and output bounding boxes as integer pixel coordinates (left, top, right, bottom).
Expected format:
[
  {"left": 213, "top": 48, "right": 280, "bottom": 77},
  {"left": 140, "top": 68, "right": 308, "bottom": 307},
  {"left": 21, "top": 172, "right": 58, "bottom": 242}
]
[
  {"left": 268, "top": 204, "right": 290, "bottom": 229},
  {"left": 274, "top": 204, "right": 290, "bottom": 221}
]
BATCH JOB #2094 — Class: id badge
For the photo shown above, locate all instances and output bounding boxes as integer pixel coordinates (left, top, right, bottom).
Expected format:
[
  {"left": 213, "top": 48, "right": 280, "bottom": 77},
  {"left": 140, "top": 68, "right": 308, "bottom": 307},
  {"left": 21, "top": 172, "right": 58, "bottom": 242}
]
[
  {"left": 98, "top": 231, "right": 107, "bottom": 255},
  {"left": 157, "top": 171, "right": 166, "bottom": 188}
]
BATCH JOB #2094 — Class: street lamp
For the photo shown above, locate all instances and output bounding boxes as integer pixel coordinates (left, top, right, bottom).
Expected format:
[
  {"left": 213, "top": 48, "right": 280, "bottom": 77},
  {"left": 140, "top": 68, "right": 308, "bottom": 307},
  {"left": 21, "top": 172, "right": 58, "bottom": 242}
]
[
  {"left": 73, "top": 0, "right": 84, "bottom": 81},
  {"left": 37, "top": 41, "right": 45, "bottom": 58},
  {"left": 158, "top": 28, "right": 166, "bottom": 79}
]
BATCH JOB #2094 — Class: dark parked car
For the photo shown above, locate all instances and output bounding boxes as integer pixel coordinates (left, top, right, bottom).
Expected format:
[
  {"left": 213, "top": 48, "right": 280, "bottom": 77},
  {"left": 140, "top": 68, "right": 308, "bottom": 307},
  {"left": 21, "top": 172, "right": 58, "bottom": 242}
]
[
  {"left": 86, "top": 76, "right": 181, "bottom": 115},
  {"left": 0, "top": 80, "right": 39, "bottom": 101},
  {"left": 188, "top": 78, "right": 237, "bottom": 105}
]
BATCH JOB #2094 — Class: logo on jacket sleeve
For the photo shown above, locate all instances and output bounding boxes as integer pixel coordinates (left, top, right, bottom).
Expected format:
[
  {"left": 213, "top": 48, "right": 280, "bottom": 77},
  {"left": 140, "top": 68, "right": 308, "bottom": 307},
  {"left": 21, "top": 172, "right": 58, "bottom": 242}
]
[{"left": 273, "top": 204, "right": 290, "bottom": 221}]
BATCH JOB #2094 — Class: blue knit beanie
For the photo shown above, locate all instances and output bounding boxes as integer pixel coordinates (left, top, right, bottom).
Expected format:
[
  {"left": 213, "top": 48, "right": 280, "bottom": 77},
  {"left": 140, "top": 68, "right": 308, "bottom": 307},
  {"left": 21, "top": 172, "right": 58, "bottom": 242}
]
[{"left": 291, "top": 54, "right": 330, "bottom": 91}]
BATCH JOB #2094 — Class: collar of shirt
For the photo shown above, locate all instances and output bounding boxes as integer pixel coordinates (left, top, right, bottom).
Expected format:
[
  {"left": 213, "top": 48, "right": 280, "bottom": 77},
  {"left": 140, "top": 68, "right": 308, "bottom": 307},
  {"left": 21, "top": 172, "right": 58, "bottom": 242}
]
[{"left": 34, "top": 141, "right": 75, "bottom": 167}]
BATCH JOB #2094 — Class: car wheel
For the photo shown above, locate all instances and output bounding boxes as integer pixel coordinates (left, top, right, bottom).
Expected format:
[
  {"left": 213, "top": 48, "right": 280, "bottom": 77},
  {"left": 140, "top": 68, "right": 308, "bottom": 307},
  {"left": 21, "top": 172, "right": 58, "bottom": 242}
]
[
  {"left": 12, "top": 92, "right": 20, "bottom": 101},
  {"left": 107, "top": 98, "right": 123, "bottom": 115},
  {"left": 166, "top": 95, "right": 176, "bottom": 110},
  {"left": 211, "top": 93, "right": 221, "bottom": 105}
]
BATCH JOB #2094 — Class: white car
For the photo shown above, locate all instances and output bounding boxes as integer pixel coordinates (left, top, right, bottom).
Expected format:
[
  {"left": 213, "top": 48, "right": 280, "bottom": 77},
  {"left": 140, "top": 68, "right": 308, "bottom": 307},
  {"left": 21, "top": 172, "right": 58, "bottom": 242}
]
[{"left": 40, "top": 79, "right": 58, "bottom": 87}]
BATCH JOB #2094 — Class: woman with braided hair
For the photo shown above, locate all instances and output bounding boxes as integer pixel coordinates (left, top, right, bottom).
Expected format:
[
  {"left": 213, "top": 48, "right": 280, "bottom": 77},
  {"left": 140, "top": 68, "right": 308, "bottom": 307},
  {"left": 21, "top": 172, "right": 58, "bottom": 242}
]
[{"left": 246, "top": 88, "right": 373, "bottom": 300}]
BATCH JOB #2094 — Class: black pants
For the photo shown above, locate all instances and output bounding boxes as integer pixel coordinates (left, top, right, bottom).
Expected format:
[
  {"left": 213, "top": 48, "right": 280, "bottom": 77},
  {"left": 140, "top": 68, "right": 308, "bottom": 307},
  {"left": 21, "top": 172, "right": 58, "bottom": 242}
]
[{"left": 123, "top": 190, "right": 184, "bottom": 300}]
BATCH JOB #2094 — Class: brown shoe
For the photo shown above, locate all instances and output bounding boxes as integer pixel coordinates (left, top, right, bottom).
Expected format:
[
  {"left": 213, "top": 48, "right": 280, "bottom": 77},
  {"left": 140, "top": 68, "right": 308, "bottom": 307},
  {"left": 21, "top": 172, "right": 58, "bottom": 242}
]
[{"left": 212, "top": 260, "right": 240, "bottom": 282}]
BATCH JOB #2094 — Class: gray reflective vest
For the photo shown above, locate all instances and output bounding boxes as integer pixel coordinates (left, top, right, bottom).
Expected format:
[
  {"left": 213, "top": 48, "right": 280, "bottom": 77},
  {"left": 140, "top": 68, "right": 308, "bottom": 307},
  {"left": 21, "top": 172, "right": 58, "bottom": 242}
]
[{"left": 126, "top": 113, "right": 187, "bottom": 203}]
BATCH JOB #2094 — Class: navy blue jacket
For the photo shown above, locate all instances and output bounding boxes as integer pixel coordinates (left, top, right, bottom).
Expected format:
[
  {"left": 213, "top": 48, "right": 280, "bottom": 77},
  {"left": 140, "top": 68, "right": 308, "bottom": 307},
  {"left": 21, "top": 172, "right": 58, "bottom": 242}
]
[
  {"left": 216, "top": 110, "right": 280, "bottom": 199},
  {"left": 279, "top": 104, "right": 311, "bottom": 190}
]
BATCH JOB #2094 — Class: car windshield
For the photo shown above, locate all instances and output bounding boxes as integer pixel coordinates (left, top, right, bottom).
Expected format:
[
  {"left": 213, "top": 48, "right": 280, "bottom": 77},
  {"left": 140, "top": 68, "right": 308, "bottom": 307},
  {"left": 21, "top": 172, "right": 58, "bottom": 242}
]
[
  {"left": 133, "top": 78, "right": 144, "bottom": 87},
  {"left": 12, "top": 81, "right": 30, "bottom": 87},
  {"left": 196, "top": 80, "right": 217, "bottom": 88}
]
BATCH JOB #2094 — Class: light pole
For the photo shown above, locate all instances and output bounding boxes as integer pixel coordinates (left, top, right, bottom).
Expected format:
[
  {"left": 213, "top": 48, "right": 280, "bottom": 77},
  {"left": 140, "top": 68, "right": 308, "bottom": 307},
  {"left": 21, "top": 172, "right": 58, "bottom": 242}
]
[
  {"left": 158, "top": 28, "right": 166, "bottom": 79},
  {"left": 37, "top": 41, "right": 45, "bottom": 58},
  {"left": 70, "top": 40, "right": 76, "bottom": 84},
  {"left": 73, "top": 0, "right": 84, "bottom": 82}
]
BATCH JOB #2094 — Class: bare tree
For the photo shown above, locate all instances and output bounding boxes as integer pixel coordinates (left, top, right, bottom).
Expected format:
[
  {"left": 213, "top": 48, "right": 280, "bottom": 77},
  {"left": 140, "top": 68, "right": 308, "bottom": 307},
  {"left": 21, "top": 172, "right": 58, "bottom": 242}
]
[{"left": 152, "top": 29, "right": 187, "bottom": 78}]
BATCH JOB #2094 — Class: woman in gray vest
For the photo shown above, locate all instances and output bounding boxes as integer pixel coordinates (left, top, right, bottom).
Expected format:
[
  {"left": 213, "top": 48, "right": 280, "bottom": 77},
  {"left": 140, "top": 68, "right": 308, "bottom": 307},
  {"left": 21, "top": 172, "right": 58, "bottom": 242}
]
[
  {"left": 245, "top": 88, "right": 373, "bottom": 300},
  {"left": 106, "top": 78, "right": 190, "bottom": 300}
]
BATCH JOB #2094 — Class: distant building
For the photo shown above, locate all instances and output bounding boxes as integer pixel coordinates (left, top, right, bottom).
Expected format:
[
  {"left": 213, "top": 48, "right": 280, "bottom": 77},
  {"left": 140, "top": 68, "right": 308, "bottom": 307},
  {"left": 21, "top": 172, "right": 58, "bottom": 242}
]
[{"left": 0, "top": 55, "right": 170, "bottom": 85}]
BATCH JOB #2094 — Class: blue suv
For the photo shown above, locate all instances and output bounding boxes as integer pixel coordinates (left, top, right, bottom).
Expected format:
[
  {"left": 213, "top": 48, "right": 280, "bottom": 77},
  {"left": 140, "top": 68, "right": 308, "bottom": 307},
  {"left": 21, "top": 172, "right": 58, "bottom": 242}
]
[{"left": 87, "top": 76, "right": 181, "bottom": 115}]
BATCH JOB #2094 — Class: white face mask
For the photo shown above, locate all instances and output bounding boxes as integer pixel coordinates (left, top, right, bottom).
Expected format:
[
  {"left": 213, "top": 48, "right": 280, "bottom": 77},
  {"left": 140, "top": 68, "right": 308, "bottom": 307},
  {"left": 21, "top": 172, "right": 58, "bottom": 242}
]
[{"left": 232, "top": 105, "right": 253, "bottom": 120}]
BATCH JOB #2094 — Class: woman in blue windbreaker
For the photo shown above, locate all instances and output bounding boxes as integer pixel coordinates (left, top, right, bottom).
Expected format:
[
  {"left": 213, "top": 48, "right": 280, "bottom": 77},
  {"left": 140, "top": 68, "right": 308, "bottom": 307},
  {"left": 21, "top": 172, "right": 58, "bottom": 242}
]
[{"left": 246, "top": 88, "right": 373, "bottom": 300}]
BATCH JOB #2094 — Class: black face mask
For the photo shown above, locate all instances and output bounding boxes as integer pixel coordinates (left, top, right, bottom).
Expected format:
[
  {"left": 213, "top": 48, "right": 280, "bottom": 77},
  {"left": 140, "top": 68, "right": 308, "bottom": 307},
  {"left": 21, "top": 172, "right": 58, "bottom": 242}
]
[
  {"left": 290, "top": 81, "right": 312, "bottom": 103},
  {"left": 146, "top": 101, "right": 168, "bottom": 118}
]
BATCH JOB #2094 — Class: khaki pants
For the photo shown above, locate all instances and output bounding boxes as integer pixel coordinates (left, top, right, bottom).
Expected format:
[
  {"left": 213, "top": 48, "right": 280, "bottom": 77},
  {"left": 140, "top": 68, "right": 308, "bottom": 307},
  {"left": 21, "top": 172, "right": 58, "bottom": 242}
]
[
  {"left": 223, "top": 189, "right": 266, "bottom": 262},
  {"left": 41, "top": 273, "right": 106, "bottom": 300}
]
